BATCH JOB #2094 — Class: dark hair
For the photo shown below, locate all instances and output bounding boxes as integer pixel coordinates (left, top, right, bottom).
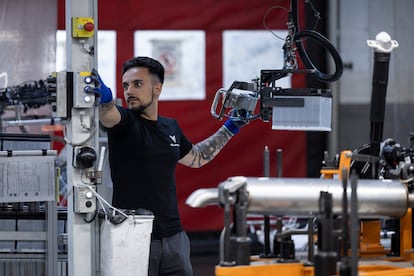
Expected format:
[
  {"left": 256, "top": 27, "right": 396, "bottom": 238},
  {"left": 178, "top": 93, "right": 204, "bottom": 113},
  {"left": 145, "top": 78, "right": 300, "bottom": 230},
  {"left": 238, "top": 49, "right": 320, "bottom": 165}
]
[{"left": 121, "top": 56, "right": 165, "bottom": 84}]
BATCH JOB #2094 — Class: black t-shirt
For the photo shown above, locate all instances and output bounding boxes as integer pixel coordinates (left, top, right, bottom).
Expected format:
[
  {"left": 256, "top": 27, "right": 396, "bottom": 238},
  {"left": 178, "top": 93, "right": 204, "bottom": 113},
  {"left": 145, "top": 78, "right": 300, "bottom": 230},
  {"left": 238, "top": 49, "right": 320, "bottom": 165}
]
[{"left": 107, "top": 106, "right": 193, "bottom": 238}]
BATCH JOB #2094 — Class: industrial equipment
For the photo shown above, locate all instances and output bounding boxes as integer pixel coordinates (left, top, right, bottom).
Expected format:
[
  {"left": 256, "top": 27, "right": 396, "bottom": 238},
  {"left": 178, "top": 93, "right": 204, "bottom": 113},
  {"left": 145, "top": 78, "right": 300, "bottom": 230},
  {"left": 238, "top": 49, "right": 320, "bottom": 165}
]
[
  {"left": 187, "top": 175, "right": 414, "bottom": 275},
  {"left": 0, "top": 1, "right": 103, "bottom": 275},
  {"left": 195, "top": 1, "right": 408, "bottom": 275},
  {"left": 0, "top": 0, "right": 407, "bottom": 275},
  {"left": 210, "top": 0, "right": 343, "bottom": 131},
  {"left": 0, "top": 0, "right": 157, "bottom": 274}
]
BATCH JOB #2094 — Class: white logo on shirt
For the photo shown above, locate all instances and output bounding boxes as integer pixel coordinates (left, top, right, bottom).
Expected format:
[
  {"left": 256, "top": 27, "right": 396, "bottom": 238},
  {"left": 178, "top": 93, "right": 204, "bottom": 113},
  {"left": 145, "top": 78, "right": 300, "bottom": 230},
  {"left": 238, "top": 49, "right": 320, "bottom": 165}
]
[
  {"left": 169, "top": 135, "right": 179, "bottom": 147},
  {"left": 169, "top": 135, "right": 176, "bottom": 143}
]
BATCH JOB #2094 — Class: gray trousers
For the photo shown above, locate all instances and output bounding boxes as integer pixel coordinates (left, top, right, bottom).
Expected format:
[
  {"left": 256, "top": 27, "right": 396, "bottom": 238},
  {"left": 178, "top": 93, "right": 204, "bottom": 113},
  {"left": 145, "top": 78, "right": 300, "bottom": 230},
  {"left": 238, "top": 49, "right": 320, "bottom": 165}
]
[{"left": 148, "top": 231, "right": 194, "bottom": 276}]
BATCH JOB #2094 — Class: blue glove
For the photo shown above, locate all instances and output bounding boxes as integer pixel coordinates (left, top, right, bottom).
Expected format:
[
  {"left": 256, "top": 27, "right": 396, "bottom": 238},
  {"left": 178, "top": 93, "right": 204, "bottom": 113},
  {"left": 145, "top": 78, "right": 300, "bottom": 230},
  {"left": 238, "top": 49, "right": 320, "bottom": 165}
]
[
  {"left": 223, "top": 109, "right": 249, "bottom": 135},
  {"left": 84, "top": 68, "right": 113, "bottom": 104}
]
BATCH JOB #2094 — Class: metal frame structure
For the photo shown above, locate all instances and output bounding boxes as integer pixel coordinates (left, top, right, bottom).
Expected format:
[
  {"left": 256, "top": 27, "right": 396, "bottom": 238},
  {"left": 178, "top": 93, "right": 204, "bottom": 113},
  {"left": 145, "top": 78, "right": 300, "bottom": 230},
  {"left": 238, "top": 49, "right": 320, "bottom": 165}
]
[
  {"left": 0, "top": 149, "right": 58, "bottom": 276},
  {"left": 64, "top": 0, "right": 100, "bottom": 275}
]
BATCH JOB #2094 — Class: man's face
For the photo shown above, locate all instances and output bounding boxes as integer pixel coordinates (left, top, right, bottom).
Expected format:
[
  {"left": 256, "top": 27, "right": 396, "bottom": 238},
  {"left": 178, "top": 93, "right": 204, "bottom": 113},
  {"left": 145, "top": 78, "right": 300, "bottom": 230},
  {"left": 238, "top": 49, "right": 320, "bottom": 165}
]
[{"left": 121, "top": 67, "right": 161, "bottom": 113}]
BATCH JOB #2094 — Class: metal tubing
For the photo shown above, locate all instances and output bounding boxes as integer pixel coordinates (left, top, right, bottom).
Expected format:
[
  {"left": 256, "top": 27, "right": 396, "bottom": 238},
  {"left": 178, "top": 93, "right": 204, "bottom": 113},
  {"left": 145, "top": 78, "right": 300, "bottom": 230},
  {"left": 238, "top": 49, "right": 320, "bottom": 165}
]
[
  {"left": 350, "top": 173, "right": 359, "bottom": 276},
  {"left": 263, "top": 146, "right": 270, "bottom": 177},
  {"left": 1, "top": 118, "right": 62, "bottom": 128},
  {"left": 340, "top": 169, "right": 351, "bottom": 276},
  {"left": 276, "top": 149, "right": 283, "bottom": 177},
  {"left": 341, "top": 170, "right": 349, "bottom": 257},
  {"left": 245, "top": 177, "right": 408, "bottom": 218},
  {"left": 261, "top": 146, "right": 272, "bottom": 257},
  {"left": 186, "top": 188, "right": 219, "bottom": 207},
  {"left": 186, "top": 177, "right": 410, "bottom": 218}
]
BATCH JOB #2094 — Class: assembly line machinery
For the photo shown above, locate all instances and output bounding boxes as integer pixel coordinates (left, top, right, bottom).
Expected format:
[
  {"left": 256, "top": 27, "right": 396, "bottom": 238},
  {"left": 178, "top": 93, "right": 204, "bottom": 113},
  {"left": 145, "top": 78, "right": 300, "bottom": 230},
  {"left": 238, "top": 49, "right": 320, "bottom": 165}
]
[
  {"left": 0, "top": 0, "right": 408, "bottom": 275},
  {"left": 0, "top": 0, "right": 154, "bottom": 274},
  {"left": 195, "top": 1, "right": 409, "bottom": 275},
  {"left": 187, "top": 165, "right": 414, "bottom": 276},
  {"left": 0, "top": 0, "right": 103, "bottom": 275}
]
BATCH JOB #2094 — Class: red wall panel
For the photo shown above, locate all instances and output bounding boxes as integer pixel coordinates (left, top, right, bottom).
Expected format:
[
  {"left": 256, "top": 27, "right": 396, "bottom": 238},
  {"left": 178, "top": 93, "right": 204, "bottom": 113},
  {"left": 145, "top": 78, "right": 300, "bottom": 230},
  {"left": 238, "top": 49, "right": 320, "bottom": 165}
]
[{"left": 58, "top": 0, "right": 307, "bottom": 231}]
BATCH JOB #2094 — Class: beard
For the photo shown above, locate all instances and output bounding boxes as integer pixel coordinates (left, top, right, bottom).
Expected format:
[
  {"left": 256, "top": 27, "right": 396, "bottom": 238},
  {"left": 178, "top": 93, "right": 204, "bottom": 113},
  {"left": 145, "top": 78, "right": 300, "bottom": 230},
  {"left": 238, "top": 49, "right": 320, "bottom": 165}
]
[{"left": 129, "top": 95, "right": 154, "bottom": 116}]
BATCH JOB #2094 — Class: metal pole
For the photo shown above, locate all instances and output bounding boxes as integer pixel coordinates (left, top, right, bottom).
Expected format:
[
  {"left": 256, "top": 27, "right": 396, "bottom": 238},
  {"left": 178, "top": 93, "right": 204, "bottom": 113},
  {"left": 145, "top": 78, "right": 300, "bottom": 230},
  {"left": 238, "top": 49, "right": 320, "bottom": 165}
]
[
  {"left": 350, "top": 172, "right": 359, "bottom": 276},
  {"left": 260, "top": 146, "right": 272, "bottom": 258},
  {"left": 66, "top": 0, "right": 99, "bottom": 275},
  {"left": 367, "top": 32, "right": 398, "bottom": 178},
  {"left": 327, "top": 0, "right": 340, "bottom": 156},
  {"left": 276, "top": 149, "right": 283, "bottom": 177},
  {"left": 339, "top": 169, "right": 351, "bottom": 276},
  {"left": 46, "top": 201, "right": 58, "bottom": 276}
]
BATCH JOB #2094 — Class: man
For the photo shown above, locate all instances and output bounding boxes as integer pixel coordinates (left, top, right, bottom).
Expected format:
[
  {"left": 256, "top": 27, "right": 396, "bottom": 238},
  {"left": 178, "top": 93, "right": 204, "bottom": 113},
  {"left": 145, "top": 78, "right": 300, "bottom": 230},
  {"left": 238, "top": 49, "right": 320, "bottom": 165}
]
[{"left": 88, "top": 56, "right": 248, "bottom": 275}]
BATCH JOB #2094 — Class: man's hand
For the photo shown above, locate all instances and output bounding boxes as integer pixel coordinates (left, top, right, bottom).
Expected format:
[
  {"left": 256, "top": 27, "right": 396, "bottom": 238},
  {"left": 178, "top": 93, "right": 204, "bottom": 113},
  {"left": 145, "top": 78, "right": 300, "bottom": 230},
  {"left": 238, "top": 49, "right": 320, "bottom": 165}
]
[
  {"left": 85, "top": 68, "right": 113, "bottom": 104},
  {"left": 223, "top": 109, "right": 250, "bottom": 135}
]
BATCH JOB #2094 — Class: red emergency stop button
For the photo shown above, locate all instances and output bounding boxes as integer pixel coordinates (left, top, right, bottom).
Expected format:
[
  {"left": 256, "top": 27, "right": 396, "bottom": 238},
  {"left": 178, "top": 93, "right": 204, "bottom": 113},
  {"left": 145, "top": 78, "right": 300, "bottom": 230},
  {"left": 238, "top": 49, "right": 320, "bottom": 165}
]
[
  {"left": 72, "top": 17, "right": 94, "bottom": 37},
  {"left": 84, "top": 22, "right": 94, "bottom": 32}
]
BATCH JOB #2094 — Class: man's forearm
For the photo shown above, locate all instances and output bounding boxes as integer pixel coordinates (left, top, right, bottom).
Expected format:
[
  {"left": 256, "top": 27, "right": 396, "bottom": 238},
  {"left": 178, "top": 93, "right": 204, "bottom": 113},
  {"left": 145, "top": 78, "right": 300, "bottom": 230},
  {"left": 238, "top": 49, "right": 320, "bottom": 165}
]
[
  {"left": 185, "top": 126, "right": 233, "bottom": 168},
  {"left": 99, "top": 101, "right": 121, "bottom": 128}
]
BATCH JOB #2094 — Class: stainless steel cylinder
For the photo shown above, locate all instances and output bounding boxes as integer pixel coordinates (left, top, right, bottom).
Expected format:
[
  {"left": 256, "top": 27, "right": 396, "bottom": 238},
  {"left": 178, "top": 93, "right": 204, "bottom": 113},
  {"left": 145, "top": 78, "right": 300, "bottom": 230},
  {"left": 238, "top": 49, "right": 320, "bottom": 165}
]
[
  {"left": 245, "top": 177, "right": 408, "bottom": 218},
  {"left": 186, "top": 177, "right": 411, "bottom": 218}
]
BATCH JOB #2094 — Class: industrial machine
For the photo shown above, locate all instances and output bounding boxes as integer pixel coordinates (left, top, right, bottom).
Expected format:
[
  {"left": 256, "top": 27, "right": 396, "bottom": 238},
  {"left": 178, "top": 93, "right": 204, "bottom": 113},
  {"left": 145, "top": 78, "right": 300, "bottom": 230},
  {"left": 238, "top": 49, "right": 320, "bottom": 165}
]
[
  {"left": 0, "top": 1, "right": 106, "bottom": 275},
  {"left": 211, "top": 0, "right": 343, "bottom": 132},
  {"left": 191, "top": 1, "right": 410, "bottom": 275},
  {"left": 0, "top": 0, "right": 407, "bottom": 275},
  {"left": 0, "top": 0, "right": 156, "bottom": 274},
  {"left": 192, "top": 30, "right": 409, "bottom": 274},
  {"left": 187, "top": 174, "right": 414, "bottom": 274}
]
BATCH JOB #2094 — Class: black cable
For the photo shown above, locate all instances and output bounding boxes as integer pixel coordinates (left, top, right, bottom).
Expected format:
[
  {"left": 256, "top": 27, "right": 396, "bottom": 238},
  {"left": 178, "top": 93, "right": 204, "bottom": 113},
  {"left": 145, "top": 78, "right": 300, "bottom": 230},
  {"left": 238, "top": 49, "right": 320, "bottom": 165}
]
[
  {"left": 83, "top": 209, "right": 98, "bottom": 223},
  {"left": 291, "top": 0, "right": 343, "bottom": 83},
  {"left": 294, "top": 30, "right": 343, "bottom": 82}
]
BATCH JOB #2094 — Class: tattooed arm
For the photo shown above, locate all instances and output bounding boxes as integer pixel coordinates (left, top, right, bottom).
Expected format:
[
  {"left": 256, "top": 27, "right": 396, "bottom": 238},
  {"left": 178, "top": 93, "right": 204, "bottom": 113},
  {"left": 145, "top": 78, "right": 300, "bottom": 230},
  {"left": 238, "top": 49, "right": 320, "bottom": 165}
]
[{"left": 179, "top": 126, "right": 234, "bottom": 168}]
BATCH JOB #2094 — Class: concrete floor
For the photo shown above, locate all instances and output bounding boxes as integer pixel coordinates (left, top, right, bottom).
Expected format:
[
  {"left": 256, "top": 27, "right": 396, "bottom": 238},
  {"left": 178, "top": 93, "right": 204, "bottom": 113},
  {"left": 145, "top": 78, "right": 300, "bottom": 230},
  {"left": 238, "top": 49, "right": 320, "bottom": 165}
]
[
  {"left": 189, "top": 231, "right": 220, "bottom": 276},
  {"left": 192, "top": 254, "right": 218, "bottom": 276}
]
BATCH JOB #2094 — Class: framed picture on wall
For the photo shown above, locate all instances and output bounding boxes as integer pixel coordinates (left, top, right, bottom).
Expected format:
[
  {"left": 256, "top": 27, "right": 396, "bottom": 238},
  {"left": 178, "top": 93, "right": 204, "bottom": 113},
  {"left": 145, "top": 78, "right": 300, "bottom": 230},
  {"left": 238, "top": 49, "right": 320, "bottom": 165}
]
[
  {"left": 134, "top": 30, "right": 206, "bottom": 101},
  {"left": 223, "top": 30, "right": 290, "bottom": 89}
]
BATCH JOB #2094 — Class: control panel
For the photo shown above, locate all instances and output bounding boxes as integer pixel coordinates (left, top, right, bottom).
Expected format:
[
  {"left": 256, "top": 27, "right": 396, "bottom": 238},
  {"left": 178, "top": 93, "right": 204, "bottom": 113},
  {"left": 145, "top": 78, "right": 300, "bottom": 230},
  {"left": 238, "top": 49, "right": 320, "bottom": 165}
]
[
  {"left": 72, "top": 17, "right": 95, "bottom": 38},
  {"left": 73, "top": 186, "right": 96, "bottom": 214}
]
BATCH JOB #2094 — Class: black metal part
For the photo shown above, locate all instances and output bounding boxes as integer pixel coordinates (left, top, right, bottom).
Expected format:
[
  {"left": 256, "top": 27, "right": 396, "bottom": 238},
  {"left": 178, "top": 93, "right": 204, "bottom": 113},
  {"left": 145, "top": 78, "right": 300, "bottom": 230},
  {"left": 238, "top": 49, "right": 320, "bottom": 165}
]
[
  {"left": 340, "top": 169, "right": 351, "bottom": 276},
  {"left": 276, "top": 149, "right": 283, "bottom": 177},
  {"left": 369, "top": 52, "right": 391, "bottom": 178},
  {"left": 290, "top": 0, "right": 343, "bottom": 83},
  {"left": 259, "top": 69, "right": 331, "bottom": 122},
  {"left": 0, "top": 80, "right": 51, "bottom": 114},
  {"left": 260, "top": 146, "right": 273, "bottom": 258},
  {"left": 274, "top": 236, "right": 296, "bottom": 261},
  {"left": 314, "top": 191, "right": 337, "bottom": 276},
  {"left": 219, "top": 180, "right": 251, "bottom": 266},
  {"left": 75, "top": 146, "right": 96, "bottom": 169},
  {"left": 350, "top": 49, "right": 393, "bottom": 179},
  {"left": 220, "top": 201, "right": 234, "bottom": 266},
  {"left": 229, "top": 236, "right": 251, "bottom": 265},
  {"left": 350, "top": 172, "right": 359, "bottom": 276},
  {"left": 231, "top": 185, "right": 251, "bottom": 265},
  {"left": 307, "top": 217, "right": 315, "bottom": 264},
  {"left": 294, "top": 30, "right": 343, "bottom": 83}
]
